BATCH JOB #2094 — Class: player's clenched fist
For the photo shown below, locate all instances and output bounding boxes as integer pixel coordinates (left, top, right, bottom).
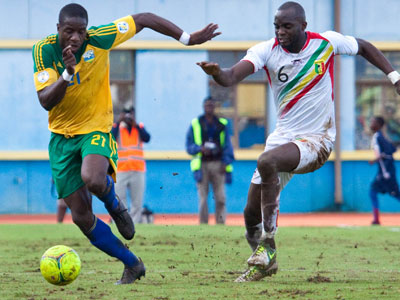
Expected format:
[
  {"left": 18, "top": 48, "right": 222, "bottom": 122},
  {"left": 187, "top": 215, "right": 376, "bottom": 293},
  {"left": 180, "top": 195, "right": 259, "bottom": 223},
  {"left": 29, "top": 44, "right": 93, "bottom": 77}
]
[
  {"left": 196, "top": 61, "right": 221, "bottom": 76},
  {"left": 62, "top": 45, "right": 76, "bottom": 75}
]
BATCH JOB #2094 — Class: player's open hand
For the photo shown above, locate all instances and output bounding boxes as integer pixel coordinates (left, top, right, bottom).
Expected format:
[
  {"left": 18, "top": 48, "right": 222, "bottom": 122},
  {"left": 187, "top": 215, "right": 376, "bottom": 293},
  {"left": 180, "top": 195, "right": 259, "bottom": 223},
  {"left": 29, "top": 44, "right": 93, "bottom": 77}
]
[
  {"left": 62, "top": 45, "right": 76, "bottom": 75},
  {"left": 196, "top": 61, "right": 221, "bottom": 76},
  {"left": 189, "top": 23, "right": 221, "bottom": 45}
]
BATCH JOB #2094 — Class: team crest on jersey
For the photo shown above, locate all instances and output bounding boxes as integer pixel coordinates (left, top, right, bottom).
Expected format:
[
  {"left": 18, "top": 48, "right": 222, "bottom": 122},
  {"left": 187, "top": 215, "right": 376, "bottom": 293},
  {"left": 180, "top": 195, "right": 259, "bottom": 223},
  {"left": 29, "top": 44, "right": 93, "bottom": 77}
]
[
  {"left": 83, "top": 50, "right": 95, "bottom": 62},
  {"left": 37, "top": 70, "right": 49, "bottom": 83},
  {"left": 314, "top": 59, "right": 326, "bottom": 75},
  {"left": 117, "top": 21, "right": 129, "bottom": 33}
]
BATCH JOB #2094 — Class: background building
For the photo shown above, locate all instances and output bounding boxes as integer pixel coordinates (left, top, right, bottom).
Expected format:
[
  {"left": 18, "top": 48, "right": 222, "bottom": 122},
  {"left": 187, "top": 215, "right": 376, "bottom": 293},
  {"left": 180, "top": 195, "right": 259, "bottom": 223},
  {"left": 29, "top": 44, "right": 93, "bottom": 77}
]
[{"left": 1, "top": 0, "right": 400, "bottom": 214}]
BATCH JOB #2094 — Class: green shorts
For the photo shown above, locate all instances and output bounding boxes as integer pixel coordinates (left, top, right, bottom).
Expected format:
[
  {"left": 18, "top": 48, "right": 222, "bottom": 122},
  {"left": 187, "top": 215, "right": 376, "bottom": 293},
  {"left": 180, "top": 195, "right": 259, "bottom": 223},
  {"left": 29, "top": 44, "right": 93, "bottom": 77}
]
[{"left": 49, "top": 131, "right": 118, "bottom": 199}]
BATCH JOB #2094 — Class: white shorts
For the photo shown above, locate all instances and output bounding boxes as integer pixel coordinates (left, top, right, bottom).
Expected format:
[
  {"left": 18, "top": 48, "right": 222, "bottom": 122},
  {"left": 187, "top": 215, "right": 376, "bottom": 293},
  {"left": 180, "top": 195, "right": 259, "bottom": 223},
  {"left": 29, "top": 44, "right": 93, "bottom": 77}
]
[{"left": 251, "top": 131, "right": 334, "bottom": 189}]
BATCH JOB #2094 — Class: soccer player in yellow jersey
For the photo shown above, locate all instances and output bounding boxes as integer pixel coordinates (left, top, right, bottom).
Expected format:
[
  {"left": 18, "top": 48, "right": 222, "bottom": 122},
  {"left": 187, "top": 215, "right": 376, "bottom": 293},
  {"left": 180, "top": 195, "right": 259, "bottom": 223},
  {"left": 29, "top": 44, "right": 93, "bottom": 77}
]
[{"left": 32, "top": 3, "right": 220, "bottom": 285}]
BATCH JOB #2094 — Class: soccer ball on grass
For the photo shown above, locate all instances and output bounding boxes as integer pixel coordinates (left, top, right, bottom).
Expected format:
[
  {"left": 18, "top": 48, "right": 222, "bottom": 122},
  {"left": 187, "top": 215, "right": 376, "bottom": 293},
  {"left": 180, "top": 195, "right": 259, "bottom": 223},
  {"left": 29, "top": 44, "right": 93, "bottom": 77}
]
[{"left": 40, "top": 245, "right": 81, "bottom": 285}]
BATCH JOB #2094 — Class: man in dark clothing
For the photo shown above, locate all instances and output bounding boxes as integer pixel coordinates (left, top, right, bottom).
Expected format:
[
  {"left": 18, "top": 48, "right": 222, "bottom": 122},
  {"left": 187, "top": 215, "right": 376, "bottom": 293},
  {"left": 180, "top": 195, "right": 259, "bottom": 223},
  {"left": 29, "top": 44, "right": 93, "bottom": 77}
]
[
  {"left": 369, "top": 116, "right": 400, "bottom": 225},
  {"left": 186, "top": 97, "right": 234, "bottom": 224}
]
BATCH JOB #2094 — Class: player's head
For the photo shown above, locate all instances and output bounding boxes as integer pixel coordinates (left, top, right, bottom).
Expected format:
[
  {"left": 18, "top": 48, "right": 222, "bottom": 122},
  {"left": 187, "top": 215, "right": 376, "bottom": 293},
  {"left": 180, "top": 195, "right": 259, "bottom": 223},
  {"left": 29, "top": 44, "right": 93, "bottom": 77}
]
[
  {"left": 203, "top": 96, "right": 216, "bottom": 116},
  {"left": 122, "top": 105, "right": 135, "bottom": 124},
  {"left": 274, "top": 1, "right": 307, "bottom": 51},
  {"left": 370, "top": 116, "right": 385, "bottom": 132},
  {"left": 57, "top": 3, "right": 88, "bottom": 52}
]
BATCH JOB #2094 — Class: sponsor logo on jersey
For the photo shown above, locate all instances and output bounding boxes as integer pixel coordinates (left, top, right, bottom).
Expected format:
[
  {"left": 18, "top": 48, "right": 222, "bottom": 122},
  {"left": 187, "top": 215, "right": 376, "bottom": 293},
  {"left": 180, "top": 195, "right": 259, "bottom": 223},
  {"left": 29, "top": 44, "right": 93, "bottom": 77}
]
[
  {"left": 117, "top": 21, "right": 129, "bottom": 33},
  {"left": 82, "top": 50, "right": 95, "bottom": 62},
  {"left": 37, "top": 70, "right": 49, "bottom": 83},
  {"left": 292, "top": 59, "right": 303, "bottom": 66},
  {"left": 314, "top": 59, "right": 325, "bottom": 75}
]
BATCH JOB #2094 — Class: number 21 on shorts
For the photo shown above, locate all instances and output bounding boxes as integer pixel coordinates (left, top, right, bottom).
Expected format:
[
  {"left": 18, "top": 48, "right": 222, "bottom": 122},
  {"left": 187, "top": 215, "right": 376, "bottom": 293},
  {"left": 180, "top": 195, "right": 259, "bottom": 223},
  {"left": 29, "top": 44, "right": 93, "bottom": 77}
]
[{"left": 91, "top": 134, "right": 106, "bottom": 147}]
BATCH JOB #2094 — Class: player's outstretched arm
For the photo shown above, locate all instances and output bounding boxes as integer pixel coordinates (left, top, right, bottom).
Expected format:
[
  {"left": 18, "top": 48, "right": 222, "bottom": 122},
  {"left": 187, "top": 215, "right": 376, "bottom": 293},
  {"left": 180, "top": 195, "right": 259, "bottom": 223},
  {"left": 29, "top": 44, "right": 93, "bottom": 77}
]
[
  {"left": 132, "top": 13, "right": 220, "bottom": 45},
  {"left": 357, "top": 38, "right": 400, "bottom": 94},
  {"left": 197, "top": 60, "right": 254, "bottom": 87}
]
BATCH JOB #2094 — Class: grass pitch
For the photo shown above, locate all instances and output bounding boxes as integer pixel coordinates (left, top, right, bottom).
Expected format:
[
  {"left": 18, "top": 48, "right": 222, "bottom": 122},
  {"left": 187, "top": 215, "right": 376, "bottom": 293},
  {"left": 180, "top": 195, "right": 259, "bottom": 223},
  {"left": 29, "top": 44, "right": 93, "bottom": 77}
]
[{"left": 0, "top": 223, "right": 399, "bottom": 300}]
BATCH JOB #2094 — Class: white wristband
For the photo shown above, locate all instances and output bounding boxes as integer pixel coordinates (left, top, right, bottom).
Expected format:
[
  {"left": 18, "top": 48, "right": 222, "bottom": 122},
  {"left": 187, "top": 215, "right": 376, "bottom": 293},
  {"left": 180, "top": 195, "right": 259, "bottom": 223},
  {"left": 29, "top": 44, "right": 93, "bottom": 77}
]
[
  {"left": 179, "top": 31, "right": 190, "bottom": 45},
  {"left": 387, "top": 71, "right": 400, "bottom": 85},
  {"left": 62, "top": 69, "right": 73, "bottom": 82}
]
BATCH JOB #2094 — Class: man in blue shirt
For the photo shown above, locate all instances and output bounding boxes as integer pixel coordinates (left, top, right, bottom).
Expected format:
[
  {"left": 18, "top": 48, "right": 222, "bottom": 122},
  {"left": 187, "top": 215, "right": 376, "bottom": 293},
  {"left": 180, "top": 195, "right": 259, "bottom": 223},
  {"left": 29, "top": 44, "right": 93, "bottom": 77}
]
[
  {"left": 186, "top": 96, "right": 234, "bottom": 224},
  {"left": 369, "top": 116, "right": 400, "bottom": 225}
]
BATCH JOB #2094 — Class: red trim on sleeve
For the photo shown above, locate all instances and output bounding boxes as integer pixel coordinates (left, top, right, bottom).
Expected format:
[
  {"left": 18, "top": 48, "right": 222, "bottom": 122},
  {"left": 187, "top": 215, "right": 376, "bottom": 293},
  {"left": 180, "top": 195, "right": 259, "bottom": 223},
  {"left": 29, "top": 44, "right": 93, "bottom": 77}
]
[{"left": 242, "top": 59, "right": 256, "bottom": 73}]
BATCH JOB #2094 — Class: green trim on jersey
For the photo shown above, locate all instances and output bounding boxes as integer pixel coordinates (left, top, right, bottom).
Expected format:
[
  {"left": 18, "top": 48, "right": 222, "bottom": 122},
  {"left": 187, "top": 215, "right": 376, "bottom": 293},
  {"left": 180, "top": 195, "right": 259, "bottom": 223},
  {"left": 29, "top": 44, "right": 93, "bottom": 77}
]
[
  {"left": 32, "top": 34, "right": 88, "bottom": 73},
  {"left": 32, "top": 35, "right": 57, "bottom": 72},
  {"left": 33, "top": 22, "right": 119, "bottom": 74},
  {"left": 278, "top": 39, "right": 328, "bottom": 102},
  {"left": 87, "top": 23, "right": 118, "bottom": 50}
]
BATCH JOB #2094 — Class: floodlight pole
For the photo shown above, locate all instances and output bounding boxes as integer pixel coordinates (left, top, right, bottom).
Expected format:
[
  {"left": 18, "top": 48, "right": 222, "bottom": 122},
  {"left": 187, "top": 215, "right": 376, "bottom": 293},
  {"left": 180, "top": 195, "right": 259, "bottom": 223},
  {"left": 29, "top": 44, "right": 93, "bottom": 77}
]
[{"left": 334, "top": 0, "right": 343, "bottom": 206}]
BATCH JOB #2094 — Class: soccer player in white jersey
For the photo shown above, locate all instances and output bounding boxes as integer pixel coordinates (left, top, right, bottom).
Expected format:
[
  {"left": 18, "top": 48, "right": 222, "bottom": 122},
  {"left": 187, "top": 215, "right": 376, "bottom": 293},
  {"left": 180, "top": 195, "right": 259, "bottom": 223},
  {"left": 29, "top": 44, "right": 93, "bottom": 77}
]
[{"left": 198, "top": 1, "right": 400, "bottom": 282}]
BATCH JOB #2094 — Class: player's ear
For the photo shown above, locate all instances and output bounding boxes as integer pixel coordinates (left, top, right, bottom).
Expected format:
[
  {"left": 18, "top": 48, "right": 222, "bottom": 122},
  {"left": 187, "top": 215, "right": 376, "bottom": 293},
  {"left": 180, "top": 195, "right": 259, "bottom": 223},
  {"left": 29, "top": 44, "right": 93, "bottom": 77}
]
[
  {"left": 57, "top": 23, "right": 60, "bottom": 31},
  {"left": 302, "top": 21, "right": 307, "bottom": 31}
]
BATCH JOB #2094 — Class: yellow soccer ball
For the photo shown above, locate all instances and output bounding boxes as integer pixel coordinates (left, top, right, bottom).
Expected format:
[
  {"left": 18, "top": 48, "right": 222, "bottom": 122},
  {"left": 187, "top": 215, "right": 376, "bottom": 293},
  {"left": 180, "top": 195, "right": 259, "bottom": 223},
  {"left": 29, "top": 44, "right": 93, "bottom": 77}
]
[{"left": 40, "top": 245, "right": 81, "bottom": 286}]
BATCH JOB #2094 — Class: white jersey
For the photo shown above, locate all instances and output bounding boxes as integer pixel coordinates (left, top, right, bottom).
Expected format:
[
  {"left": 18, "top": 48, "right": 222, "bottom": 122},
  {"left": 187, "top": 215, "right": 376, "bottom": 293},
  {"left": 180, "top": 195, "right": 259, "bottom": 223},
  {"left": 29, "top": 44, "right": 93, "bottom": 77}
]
[{"left": 242, "top": 31, "right": 358, "bottom": 140}]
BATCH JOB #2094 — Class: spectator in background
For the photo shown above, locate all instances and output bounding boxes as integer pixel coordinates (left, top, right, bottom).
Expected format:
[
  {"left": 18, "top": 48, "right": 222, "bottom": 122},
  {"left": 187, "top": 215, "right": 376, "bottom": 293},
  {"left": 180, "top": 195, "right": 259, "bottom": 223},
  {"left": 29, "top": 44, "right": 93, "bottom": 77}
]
[
  {"left": 186, "top": 96, "right": 234, "bottom": 225},
  {"left": 57, "top": 199, "right": 68, "bottom": 223},
  {"left": 369, "top": 116, "right": 400, "bottom": 225},
  {"left": 112, "top": 106, "right": 150, "bottom": 224},
  {"left": 51, "top": 177, "right": 70, "bottom": 223}
]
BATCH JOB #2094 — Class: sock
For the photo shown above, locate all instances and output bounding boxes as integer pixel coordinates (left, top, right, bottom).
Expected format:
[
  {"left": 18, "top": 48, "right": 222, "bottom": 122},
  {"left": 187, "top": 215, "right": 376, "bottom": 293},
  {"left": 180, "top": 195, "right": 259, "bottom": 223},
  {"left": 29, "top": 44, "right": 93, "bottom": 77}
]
[
  {"left": 86, "top": 217, "right": 139, "bottom": 267},
  {"left": 369, "top": 189, "right": 380, "bottom": 223},
  {"left": 98, "top": 175, "right": 118, "bottom": 211}
]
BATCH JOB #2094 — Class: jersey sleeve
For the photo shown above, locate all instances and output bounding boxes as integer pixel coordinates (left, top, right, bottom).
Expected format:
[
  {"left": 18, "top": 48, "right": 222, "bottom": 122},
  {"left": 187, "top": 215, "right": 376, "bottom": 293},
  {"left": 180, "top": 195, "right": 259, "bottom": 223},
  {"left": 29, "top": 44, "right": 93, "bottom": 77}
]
[
  {"left": 241, "top": 38, "right": 275, "bottom": 73},
  {"left": 32, "top": 42, "right": 58, "bottom": 91},
  {"left": 321, "top": 31, "right": 358, "bottom": 56},
  {"left": 87, "top": 16, "right": 136, "bottom": 50}
]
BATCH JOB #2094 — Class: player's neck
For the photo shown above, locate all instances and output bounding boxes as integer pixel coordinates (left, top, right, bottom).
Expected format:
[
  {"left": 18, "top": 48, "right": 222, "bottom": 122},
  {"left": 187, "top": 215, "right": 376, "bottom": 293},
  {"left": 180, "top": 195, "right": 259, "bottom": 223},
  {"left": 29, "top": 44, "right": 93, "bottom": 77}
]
[
  {"left": 285, "top": 32, "right": 307, "bottom": 53},
  {"left": 205, "top": 114, "right": 214, "bottom": 123}
]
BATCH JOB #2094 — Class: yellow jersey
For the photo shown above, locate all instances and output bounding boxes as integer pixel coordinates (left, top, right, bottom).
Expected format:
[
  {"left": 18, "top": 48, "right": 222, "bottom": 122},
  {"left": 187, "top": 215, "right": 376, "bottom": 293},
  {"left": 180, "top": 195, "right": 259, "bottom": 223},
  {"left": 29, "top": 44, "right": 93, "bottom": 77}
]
[{"left": 32, "top": 16, "right": 136, "bottom": 136}]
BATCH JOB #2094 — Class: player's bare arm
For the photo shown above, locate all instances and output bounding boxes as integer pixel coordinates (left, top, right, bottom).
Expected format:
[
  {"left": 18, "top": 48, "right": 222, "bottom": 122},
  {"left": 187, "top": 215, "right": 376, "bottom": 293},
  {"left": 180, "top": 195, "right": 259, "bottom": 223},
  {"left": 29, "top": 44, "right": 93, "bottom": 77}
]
[
  {"left": 197, "top": 60, "right": 253, "bottom": 87},
  {"left": 37, "top": 45, "right": 76, "bottom": 111},
  {"left": 357, "top": 38, "right": 400, "bottom": 94},
  {"left": 132, "top": 13, "right": 220, "bottom": 45}
]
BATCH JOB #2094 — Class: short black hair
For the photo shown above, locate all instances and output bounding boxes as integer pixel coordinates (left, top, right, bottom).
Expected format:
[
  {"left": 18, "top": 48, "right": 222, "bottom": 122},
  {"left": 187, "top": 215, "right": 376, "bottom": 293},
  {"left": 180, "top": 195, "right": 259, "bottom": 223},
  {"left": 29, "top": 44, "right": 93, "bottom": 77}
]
[
  {"left": 59, "top": 3, "right": 88, "bottom": 25},
  {"left": 203, "top": 96, "right": 216, "bottom": 104},
  {"left": 123, "top": 106, "right": 135, "bottom": 113},
  {"left": 374, "top": 116, "right": 385, "bottom": 127},
  {"left": 278, "top": 1, "right": 306, "bottom": 22}
]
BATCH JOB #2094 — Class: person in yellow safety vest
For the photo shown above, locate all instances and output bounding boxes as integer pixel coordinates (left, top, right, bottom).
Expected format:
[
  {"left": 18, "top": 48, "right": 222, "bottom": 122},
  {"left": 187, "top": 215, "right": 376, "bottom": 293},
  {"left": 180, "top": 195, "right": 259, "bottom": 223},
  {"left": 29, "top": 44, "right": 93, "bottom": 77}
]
[
  {"left": 185, "top": 96, "right": 234, "bottom": 224},
  {"left": 112, "top": 106, "right": 151, "bottom": 224}
]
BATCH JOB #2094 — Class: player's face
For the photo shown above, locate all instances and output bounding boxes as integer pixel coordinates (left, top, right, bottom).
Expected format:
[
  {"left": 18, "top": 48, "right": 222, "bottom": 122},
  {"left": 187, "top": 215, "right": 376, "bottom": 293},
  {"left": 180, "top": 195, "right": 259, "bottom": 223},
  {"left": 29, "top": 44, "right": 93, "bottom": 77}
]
[
  {"left": 204, "top": 100, "right": 215, "bottom": 116},
  {"left": 57, "top": 17, "right": 87, "bottom": 53},
  {"left": 274, "top": 9, "right": 307, "bottom": 52},
  {"left": 370, "top": 118, "right": 380, "bottom": 132},
  {"left": 124, "top": 112, "right": 135, "bottom": 124}
]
